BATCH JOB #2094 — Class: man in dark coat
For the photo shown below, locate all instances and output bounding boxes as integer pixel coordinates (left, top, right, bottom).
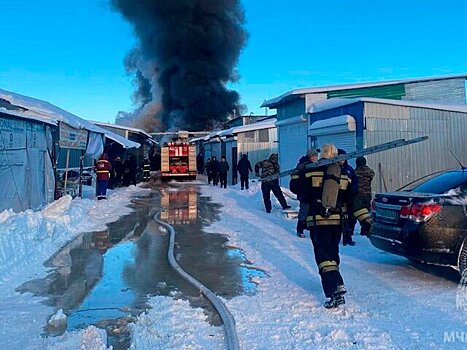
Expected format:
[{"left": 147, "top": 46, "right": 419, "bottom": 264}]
[
  {"left": 338, "top": 149, "right": 358, "bottom": 246},
  {"left": 355, "top": 156, "right": 375, "bottom": 235},
  {"left": 123, "top": 154, "right": 137, "bottom": 186},
  {"left": 210, "top": 156, "right": 220, "bottom": 186},
  {"left": 255, "top": 153, "right": 290, "bottom": 213},
  {"left": 237, "top": 153, "right": 253, "bottom": 190},
  {"left": 196, "top": 152, "right": 205, "bottom": 175},
  {"left": 205, "top": 158, "right": 213, "bottom": 184},
  {"left": 218, "top": 156, "right": 230, "bottom": 188},
  {"left": 296, "top": 144, "right": 373, "bottom": 308},
  {"left": 112, "top": 156, "right": 124, "bottom": 187}
]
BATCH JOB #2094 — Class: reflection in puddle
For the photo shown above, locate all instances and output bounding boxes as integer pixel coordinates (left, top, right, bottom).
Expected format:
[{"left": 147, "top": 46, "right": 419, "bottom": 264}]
[
  {"left": 18, "top": 185, "right": 266, "bottom": 349},
  {"left": 160, "top": 186, "right": 198, "bottom": 224}
]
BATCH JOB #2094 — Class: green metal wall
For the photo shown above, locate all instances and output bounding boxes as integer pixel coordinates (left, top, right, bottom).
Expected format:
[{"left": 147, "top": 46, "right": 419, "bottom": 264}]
[{"left": 327, "top": 84, "right": 406, "bottom": 100}]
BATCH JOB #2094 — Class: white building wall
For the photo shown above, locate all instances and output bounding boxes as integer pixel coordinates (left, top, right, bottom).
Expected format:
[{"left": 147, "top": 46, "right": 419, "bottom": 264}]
[{"left": 237, "top": 128, "right": 277, "bottom": 177}]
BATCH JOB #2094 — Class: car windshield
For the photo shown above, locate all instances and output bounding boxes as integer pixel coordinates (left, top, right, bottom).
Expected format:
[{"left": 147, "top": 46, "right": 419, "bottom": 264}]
[{"left": 399, "top": 170, "right": 467, "bottom": 194}]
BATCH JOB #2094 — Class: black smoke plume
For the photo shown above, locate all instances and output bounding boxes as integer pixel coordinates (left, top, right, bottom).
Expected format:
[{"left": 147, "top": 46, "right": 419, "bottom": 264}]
[{"left": 112, "top": 0, "right": 247, "bottom": 131}]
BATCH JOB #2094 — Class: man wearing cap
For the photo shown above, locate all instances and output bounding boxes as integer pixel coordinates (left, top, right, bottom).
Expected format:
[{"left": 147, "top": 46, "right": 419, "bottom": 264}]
[
  {"left": 291, "top": 148, "right": 318, "bottom": 238},
  {"left": 295, "top": 144, "right": 373, "bottom": 308}
]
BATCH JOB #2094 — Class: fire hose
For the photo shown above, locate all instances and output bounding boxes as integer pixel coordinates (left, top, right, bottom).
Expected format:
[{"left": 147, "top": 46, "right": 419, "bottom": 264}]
[{"left": 154, "top": 210, "right": 240, "bottom": 350}]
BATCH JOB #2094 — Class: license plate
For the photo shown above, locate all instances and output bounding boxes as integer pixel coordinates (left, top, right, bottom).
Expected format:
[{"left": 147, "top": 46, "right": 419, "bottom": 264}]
[{"left": 376, "top": 208, "right": 398, "bottom": 220}]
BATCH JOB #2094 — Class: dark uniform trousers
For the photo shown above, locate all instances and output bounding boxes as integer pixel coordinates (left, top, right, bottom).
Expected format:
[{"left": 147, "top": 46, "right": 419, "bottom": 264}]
[
  {"left": 143, "top": 165, "right": 151, "bottom": 181},
  {"left": 261, "top": 179, "right": 288, "bottom": 212},
  {"left": 302, "top": 167, "right": 372, "bottom": 299},
  {"left": 240, "top": 174, "right": 249, "bottom": 189},
  {"left": 309, "top": 222, "right": 344, "bottom": 297}
]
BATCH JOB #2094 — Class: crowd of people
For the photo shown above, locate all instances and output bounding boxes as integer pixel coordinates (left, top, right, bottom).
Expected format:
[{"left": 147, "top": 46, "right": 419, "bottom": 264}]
[{"left": 94, "top": 153, "right": 153, "bottom": 200}]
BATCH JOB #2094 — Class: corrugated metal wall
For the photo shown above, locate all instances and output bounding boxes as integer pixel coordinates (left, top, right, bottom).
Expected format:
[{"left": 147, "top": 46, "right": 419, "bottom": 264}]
[
  {"left": 223, "top": 139, "right": 237, "bottom": 184},
  {"left": 364, "top": 102, "right": 467, "bottom": 192},
  {"left": 203, "top": 140, "right": 222, "bottom": 160},
  {"left": 237, "top": 128, "right": 277, "bottom": 177},
  {"left": 328, "top": 84, "right": 405, "bottom": 100},
  {"left": 277, "top": 99, "right": 305, "bottom": 121},
  {"left": 404, "top": 79, "right": 466, "bottom": 104},
  {"left": 278, "top": 120, "right": 308, "bottom": 176}
]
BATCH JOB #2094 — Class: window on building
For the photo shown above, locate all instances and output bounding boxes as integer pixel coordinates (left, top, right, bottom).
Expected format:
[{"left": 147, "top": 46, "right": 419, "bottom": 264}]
[
  {"left": 258, "top": 129, "right": 269, "bottom": 142},
  {"left": 244, "top": 131, "right": 255, "bottom": 140}
]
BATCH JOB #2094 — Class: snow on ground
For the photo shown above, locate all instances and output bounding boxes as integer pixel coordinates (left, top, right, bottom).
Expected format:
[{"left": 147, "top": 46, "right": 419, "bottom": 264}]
[
  {"left": 199, "top": 181, "right": 467, "bottom": 350},
  {"left": 1, "top": 179, "right": 467, "bottom": 349},
  {"left": 0, "top": 185, "right": 150, "bottom": 350}
]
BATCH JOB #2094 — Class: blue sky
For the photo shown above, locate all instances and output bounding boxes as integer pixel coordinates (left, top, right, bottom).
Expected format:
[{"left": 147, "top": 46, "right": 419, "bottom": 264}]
[{"left": 1, "top": 0, "right": 466, "bottom": 123}]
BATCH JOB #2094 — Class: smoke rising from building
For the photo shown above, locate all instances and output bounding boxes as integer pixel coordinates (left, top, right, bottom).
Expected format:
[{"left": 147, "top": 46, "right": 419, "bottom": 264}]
[{"left": 112, "top": 0, "right": 247, "bottom": 131}]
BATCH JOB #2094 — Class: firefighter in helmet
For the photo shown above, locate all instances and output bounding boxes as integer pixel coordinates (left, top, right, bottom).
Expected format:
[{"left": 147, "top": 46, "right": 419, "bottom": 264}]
[
  {"left": 142, "top": 157, "right": 151, "bottom": 182},
  {"left": 296, "top": 144, "right": 372, "bottom": 308}
]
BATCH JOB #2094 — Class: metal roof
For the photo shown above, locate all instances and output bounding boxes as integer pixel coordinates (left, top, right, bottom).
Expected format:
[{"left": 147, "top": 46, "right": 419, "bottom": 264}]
[
  {"left": 307, "top": 97, "right": 467, "bottom": 114},
  {"left": 0, "top": 89, "right": 140, "bottom": 149},
  {"left": 262, "top": 74, "right": 467, "bottom": 108},
  {"left": 0, "top": 88, "right": 105, "bottom": 134}
]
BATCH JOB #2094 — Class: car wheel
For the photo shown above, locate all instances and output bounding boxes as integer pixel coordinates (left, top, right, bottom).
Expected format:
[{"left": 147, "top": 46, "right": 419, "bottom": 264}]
[{"left": 458, "top": 237, "right": 467, "bottom": 275}]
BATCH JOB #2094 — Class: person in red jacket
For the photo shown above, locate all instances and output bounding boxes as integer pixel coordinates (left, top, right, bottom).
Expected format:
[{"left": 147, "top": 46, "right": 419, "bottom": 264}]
[{"left": 95, "top": 153, "right": 112, "bottom": 200}]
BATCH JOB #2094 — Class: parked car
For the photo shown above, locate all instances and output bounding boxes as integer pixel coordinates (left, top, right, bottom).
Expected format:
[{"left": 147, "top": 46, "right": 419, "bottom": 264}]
[{"left": 368, "top": 168, "right": 467, "bottom": 273}]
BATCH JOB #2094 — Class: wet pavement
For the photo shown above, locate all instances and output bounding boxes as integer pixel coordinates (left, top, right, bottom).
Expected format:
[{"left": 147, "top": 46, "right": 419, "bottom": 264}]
[{"left": 18, "top": 183, "right": 266, "bottom": 349}]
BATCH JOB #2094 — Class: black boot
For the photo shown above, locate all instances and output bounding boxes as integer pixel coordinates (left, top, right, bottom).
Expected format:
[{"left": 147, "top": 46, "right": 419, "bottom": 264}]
[
  {"left": 324, "top": 285, "right": 347, "bottom": 309},
  {"left": 324, "top": 294, "right": 345, "bottom": 309}
]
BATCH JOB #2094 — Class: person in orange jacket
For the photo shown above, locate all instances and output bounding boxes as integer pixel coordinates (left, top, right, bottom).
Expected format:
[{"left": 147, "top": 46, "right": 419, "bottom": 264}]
[{"left": 95, "top": 153, "right": 112, "bottom": 200}]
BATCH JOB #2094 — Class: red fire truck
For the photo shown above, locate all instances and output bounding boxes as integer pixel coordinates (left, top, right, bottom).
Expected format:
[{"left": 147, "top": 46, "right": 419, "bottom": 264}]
[{"left": 160, "top": 140, "right": 197, "bottom": 180}]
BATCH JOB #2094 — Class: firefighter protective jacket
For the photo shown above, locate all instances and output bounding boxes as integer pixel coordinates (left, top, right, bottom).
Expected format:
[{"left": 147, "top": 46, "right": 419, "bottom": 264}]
[
  {"left": 96, "top": 159, "right": 112, "bottom": 181},
  {"left": 296, "top": 163, "right": 372, "bottom": 227}
]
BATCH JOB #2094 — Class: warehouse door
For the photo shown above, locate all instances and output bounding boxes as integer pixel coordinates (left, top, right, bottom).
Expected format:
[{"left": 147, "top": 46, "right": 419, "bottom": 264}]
[
  {"left": 309, "top": 115, "right": 357, "bottom": 167},
  {"left": 278, "top": 121, "right": 308, "bottom": 176}
]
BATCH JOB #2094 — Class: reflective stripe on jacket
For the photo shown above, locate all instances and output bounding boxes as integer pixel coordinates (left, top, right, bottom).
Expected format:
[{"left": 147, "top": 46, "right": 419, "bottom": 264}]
[{"left": 96, "top": 159, "right": 112, "bottom": 181}]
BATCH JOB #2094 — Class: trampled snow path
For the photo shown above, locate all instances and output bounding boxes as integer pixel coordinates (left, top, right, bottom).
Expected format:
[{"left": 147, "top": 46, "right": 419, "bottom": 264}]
[{"left": 200, "top": 182, "right": 467, "bottom": 350}]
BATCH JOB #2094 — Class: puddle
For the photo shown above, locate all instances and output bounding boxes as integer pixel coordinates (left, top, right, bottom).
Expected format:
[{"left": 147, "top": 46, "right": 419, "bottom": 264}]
[{"left": 18, "top": 184, "right": 266, "bottom": 349}]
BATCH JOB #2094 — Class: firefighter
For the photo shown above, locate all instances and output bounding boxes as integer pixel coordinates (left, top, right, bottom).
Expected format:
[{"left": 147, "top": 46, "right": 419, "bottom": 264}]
[
  {"left": 255, "top": 153, "right": 291, "bottom": 213},
  {"left": 142, "top": 157, "right": 151, "bottom": 182},
  {"left": 290, "top": 148, "right": 318, "bottom": 238},
  {"left": 297, "top": 144, "right": 372, "bottom": 308},
  {"left": 95, "top": 153, "right": 112, "bottom": 200}
]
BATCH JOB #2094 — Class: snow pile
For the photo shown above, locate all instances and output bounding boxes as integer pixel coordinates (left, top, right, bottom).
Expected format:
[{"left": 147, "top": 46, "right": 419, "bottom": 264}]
[
  {"left": 48, "top": 308, "right": 67, "bottom": 328},
  {"left": 0, "top": 186, "right": 149, "bottom": 284},
  {"left": 40, "top": 325, "right": 111, "bottom": 350},
  {"left": 129, "top": 296, "right": 224, "bottom": 349},
  {"left": 442, "top": 187, "right": 467, "bottom": 205}
]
